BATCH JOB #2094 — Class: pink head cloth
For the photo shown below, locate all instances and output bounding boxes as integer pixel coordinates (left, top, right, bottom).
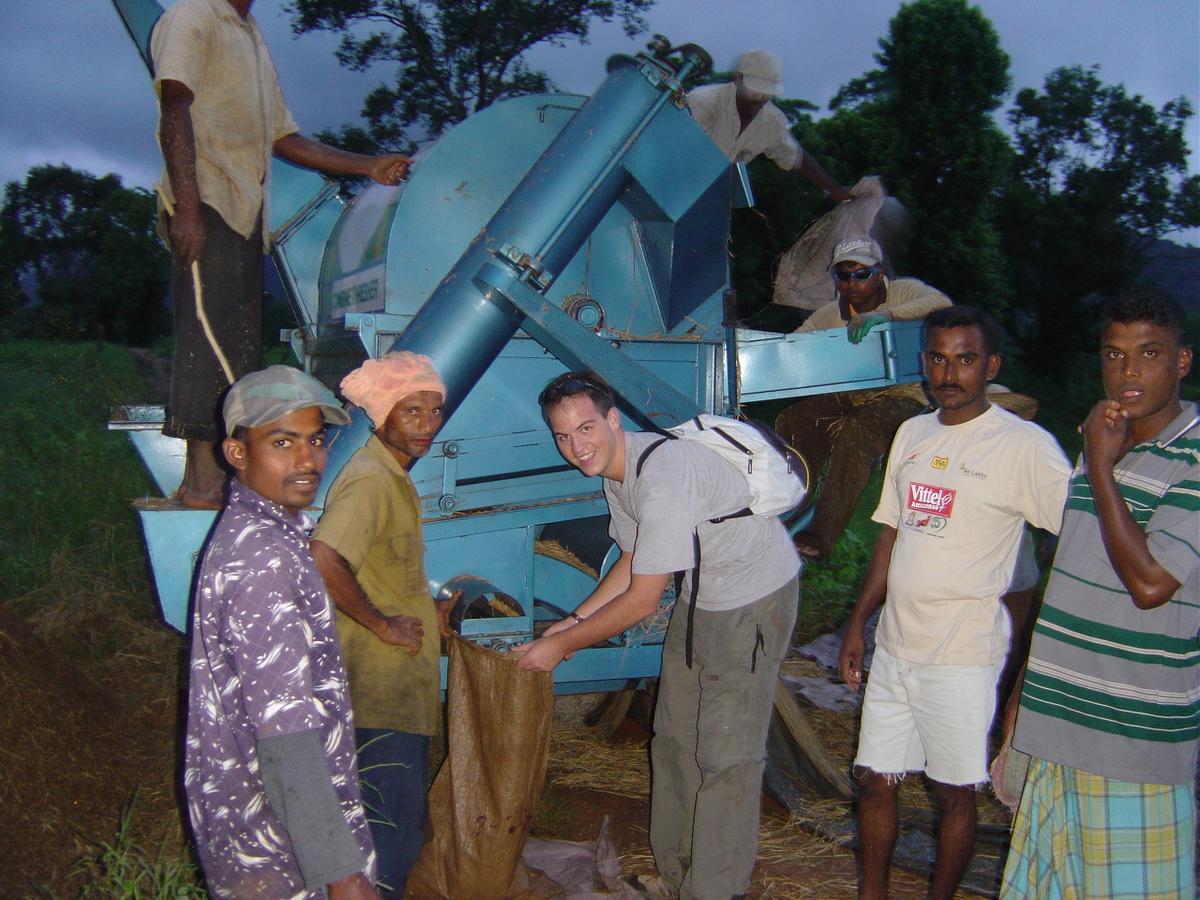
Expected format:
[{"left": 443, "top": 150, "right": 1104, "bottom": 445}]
[{"left": 339, "top": 351, "right": 446, "bottom": 429}]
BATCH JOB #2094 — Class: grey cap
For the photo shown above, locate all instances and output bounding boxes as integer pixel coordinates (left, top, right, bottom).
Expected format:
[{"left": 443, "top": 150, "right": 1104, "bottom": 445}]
[
  {"left": 829, "top": 235, "right": 883, "bottom": 269},
  {"left": 223, "top": 365, "right": 351, "bottom": 434}
]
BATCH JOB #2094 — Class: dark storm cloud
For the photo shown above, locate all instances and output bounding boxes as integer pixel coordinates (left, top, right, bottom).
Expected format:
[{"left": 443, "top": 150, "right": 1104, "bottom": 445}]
[
  {"left": 528, "top": 0, "right": 1198, "bottom": 117},
  {"left": 4, "top": 0, "right": 1196, "bottom": 246},
  {"left": 0, "top": 1, "right": 378, "bottom": 192}
]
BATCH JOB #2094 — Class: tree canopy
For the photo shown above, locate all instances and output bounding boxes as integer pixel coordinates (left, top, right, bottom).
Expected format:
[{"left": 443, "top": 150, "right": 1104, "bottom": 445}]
[
  {"left": 0, "top": 165, "right": 169, "bottom": 345},
  {"left": 1008, "top": 65, "right": 1198, "bottom": 240},
  {"left": 815, "top": 0, "right": 1013, "bottom": 311},
  {"left": 998, "top": 65, "right": 1200, "bottom": 369},
  {"left": 286, "top": 0, "right": 655, "bottom": 151}
]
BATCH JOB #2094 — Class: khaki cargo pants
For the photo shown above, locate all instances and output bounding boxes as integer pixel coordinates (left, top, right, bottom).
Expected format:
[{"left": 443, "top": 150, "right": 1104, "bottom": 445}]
[{"left": 650, "top": 575, "right": 799, "bottom": 900}]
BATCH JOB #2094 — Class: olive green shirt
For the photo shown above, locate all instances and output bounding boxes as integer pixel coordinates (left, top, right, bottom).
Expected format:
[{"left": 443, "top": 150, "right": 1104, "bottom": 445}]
[{"left": 313, "top": 436, "right": 440, "bottom": 734}]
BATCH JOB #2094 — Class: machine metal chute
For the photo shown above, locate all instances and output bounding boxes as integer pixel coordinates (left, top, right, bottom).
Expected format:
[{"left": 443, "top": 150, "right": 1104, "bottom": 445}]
[{"left": 108, "top": 0, "right": 926, "bottom": 800}]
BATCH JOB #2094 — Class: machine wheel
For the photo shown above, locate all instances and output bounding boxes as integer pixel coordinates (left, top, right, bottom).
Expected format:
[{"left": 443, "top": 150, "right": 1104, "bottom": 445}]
[
  {"left": 764, "top": 677, "right": 854, "bottom": 804},
  {"left": 567, "top": 675, "right": 854, "bottom": 803},
  {"left": 581, "top": 685, "right": 638, "bottom": 738},
  {"left": 553, "top": 685, "right": 638, "bottom": 739}
]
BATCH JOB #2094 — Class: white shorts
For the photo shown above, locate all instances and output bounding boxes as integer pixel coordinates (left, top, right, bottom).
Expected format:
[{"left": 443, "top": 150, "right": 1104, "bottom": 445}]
[{"left": 854, "top": 646, "right": 1003, "bottom": 786}]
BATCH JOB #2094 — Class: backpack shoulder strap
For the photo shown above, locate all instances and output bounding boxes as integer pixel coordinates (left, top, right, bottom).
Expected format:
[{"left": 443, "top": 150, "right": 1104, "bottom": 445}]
[{"left": 635, "top": 436, "right": 672, "bottom": 478}]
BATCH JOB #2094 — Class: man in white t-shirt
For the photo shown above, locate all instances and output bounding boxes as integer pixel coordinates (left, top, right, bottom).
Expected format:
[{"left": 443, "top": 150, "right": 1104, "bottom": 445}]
[
  {"left": 777, "top": 235, "right": 952, "bottom": 560},
  {"left": 513, "top": 372, "right": 800, "bottom": 900},
  {"left": 688, "top": 49, "right": 850, "bottom": 202},
  {"left": 837, "top": 306, "right": 1070, "bottom": 900}
]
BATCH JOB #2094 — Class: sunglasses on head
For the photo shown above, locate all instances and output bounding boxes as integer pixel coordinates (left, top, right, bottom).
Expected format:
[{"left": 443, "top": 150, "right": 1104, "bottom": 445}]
[
  {"left": 538, "top": 374, "right": 608, "bottom": 407},
  {"left": 833, "top": 266, "right": 880, "bottom": 283}
]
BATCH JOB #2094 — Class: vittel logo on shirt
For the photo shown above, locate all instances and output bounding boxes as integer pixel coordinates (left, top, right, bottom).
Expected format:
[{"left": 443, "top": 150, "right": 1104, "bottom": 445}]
[{"left": 907, "top": 482, "right": 956, "bottom": 516}]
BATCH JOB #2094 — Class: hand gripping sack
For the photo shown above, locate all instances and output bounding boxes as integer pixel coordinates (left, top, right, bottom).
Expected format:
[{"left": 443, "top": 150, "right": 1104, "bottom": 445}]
[{"left": 648, "top": 414, "right": 807, "bottom": 519}]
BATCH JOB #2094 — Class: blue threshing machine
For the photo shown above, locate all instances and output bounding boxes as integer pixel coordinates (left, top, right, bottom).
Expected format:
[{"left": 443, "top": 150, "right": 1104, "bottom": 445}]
[{"left": 108, "top": 2, "right": 924, "bottom": 720}]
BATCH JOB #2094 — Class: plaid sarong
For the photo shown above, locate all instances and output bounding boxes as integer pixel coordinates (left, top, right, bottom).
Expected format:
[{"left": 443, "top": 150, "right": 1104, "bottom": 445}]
[{"left": 1001, "top": 757, "right": 1195, "bottom": 899}]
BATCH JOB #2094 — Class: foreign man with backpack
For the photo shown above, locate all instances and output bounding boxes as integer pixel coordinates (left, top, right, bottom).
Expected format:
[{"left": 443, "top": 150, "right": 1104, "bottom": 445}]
[{"left": 513, "top": 371, "right": 800, "bottom": 900}]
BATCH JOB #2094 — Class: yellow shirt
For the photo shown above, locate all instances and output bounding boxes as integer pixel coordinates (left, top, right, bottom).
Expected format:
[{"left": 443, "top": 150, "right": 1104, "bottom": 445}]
[
  {"left": 313, "top": 436, "right": 441, "bottom": 734},
  {"left": 872, "top": 406, "right": 1069, "bottom": 665},
  {"left": 151, "top": 0, "right": 299, "bottom": 250}
]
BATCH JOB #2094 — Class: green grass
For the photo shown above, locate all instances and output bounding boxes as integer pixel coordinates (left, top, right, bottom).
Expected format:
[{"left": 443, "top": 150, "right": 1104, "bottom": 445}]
[
  {"left": 794, "top": 470, "right": 884, "bottom": 644},
  {"left": 29, "top": 794, "right": 206, "bottom": 900},
  {"left": 0, "top": 341, "right": 202, "bottom": 895},
  {"left": 746, "top": 399, "right": 884, "bottom": 642},
  {"left": 0, "top": 341, "right": 156, "bottom": 608}
]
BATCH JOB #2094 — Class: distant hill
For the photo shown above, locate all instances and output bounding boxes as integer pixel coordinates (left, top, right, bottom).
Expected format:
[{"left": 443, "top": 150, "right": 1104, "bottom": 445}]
[{"left": 1140, "top": 238, "right": 1200, "bottom": 313}]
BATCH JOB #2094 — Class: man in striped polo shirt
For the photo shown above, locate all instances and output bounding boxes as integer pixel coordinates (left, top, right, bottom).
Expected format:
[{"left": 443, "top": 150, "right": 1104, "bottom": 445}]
[{"left": 1002, "top": 288, "right": 1198, "bottom": 898}]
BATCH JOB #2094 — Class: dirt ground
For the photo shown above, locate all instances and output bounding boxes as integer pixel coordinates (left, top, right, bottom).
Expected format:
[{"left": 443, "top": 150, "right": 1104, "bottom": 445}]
[
  {"left": 0, "top": 600, "right": 188, "bottom": 897},
  {"left": 0, "top": 595, "right": 997, "bottom": 898},
  {"left": 543, "top": 694, "right": 1002, "bottom": 900}
]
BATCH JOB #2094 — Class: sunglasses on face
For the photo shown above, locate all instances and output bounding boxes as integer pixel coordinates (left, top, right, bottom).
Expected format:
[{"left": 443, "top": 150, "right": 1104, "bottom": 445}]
[{"left": 833, "top": 266, "right": 880, "bottom": 283}]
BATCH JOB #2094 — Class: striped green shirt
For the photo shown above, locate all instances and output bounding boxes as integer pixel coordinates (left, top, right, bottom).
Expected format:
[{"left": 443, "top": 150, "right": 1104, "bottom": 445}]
[{"left": 1014, "top": 402, "right": 1200, "bottom": 785}]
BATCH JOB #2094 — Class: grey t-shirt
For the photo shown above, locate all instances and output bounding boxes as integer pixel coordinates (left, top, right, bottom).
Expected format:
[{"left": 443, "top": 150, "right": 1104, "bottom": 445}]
[{"left": 605, "top": 431, "right": 800, "bottom": 611}]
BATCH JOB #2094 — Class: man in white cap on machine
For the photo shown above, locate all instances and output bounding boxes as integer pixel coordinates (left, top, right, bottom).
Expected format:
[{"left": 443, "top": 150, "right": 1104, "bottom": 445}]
[
  {"left": 688, "top": 49, "right": 851, "bottom": 201},
  {"left": 777, "top": 235, "right": 952, "bottom": 560}
]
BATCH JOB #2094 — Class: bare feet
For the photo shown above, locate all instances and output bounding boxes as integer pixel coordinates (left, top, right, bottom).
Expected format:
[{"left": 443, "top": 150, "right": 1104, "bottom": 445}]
[
  {"left": 176, "top": 439, "right": 226, "bottom": 510},
  {"left": 793, "top": 529, "right": 829, "bottom": 560}
]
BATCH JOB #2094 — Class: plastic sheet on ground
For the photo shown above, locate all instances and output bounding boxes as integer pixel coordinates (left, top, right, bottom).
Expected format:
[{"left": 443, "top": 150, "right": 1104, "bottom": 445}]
[
  {"left": 780, "top": 673, "right": 861, "bottom": 713},
  {"left": 790, "top": 611, "right": 879, "bottom": 712},
  {"left": 521, "top": 817, "right": 643, "bottom": 898}
]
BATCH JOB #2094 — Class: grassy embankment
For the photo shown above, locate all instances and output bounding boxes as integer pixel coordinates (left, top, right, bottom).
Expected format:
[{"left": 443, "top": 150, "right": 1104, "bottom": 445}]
[{"left": 0, "top": 340, "right": 204, "bottom": 897}]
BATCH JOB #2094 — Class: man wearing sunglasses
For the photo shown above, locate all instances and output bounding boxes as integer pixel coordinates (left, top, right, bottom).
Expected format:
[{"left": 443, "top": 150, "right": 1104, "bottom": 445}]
[{"left": 775, "top": 236, "right": 951, "bottom": 559}]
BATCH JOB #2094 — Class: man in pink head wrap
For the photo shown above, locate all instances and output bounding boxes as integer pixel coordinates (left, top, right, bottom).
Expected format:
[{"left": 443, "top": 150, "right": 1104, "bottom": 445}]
[{"left": 311, "top": 351, "right": 453, "bottom": 897}]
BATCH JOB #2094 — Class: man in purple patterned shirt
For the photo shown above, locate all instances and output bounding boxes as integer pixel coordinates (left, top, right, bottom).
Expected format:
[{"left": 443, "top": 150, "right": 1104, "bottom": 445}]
[{"left": 184, "top": 366, "right": 378, "bottom": 899}]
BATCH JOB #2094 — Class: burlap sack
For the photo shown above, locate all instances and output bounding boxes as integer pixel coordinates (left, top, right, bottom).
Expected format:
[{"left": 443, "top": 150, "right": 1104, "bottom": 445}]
[
  {"left": 772, "top": 175, "right": 911, "bottom": 310},
  {"left": 406, "top": 635, "right": 554, "bottom": 899}
]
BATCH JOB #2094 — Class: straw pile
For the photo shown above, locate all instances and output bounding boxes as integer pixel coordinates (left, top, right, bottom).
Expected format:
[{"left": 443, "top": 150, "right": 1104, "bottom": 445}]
[
  {"left": 548, "top": 728, "right": 651, "bottom": 799},
  {"left": 542, "top": 711, "right": 993, "bottom": 897},
  {"left": 534, "top": 538, "right": 598, "bottom": 580}
]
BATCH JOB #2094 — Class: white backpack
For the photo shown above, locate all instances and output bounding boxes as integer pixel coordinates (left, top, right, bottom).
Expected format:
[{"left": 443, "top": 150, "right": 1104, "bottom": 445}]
[
  {"left": 637, "top": 414, "right": 807, "bottom": 520},
  {"left": 634, "top": 414, "right": 807, "bottom": 669}
]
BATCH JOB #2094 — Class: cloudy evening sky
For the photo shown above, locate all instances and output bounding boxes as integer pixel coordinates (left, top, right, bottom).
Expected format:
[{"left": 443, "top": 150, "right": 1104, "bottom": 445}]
[{"left": 3, "top": 0, "right": 1196, "bottom": 243}]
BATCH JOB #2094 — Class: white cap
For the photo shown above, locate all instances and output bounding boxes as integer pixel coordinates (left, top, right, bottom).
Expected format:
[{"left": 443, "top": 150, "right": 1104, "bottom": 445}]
[
  {"left": 829, "top": 236, "right": 883, "bottom": 269},
  {"left": 736, "top": 49, "right": 784, "bottom": 97}
]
